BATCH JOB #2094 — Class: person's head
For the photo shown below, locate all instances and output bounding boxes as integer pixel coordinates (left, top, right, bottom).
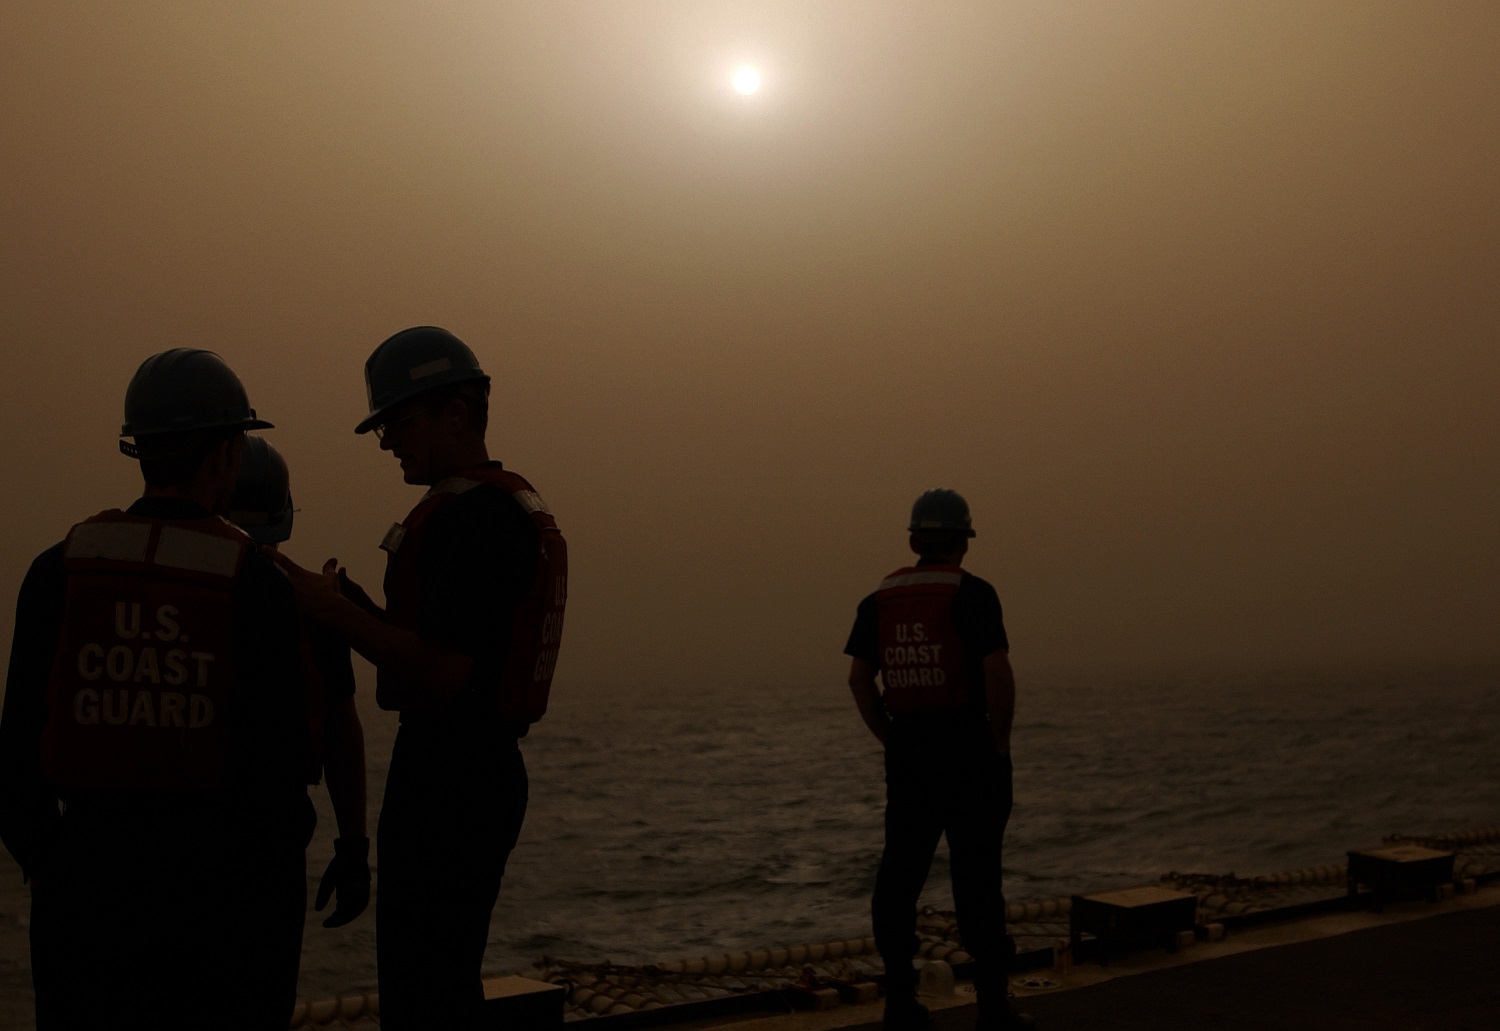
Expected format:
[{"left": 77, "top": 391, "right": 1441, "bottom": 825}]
[
  {"left": 227, "top": 435, "right": 294, "bottom": 545},
  {"left": 906, "top": 488, "right": 976, "bottom": 562},
  {"left": 355, "top": 326, "right": 492, "bottom": 484},
  {"left": 120, "top": 349, "right": 272, "bottom": 512}
]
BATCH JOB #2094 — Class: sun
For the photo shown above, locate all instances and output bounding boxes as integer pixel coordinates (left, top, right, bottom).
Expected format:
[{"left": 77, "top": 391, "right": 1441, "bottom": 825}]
[{"left": 731, "top": 66, "right": 762, "bottom": 95}]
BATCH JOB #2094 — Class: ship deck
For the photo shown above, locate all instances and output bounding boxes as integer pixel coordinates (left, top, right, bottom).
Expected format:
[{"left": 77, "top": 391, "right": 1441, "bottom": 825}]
[{"left": 723, "top": 886, "right": 1500, "bottom": 1031}]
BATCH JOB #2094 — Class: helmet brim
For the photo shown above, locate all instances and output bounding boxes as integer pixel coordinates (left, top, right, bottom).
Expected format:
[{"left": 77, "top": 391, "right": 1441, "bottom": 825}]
[
  {"left": 354, "top": 372, "right": 490, "bottom": 435},
  {"left": 121, "top": 415, "right": 275, "bottom": 438}
]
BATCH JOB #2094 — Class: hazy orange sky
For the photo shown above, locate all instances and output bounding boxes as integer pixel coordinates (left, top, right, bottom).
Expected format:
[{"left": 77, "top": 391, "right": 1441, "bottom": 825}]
[{"left": 3, "top": 1, "right": 1497, "bottom": 695}]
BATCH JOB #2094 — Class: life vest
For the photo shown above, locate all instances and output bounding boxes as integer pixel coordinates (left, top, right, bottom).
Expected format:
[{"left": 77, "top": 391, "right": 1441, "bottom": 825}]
[
  {"left": 872, "top": 564, "right": 970, "bottom": 714},
  {"left": 378, "top": 465, "right": 566, "bottom": 724},
  {"left": 41, "top": 510, "right": 249, "bottom": 789}
]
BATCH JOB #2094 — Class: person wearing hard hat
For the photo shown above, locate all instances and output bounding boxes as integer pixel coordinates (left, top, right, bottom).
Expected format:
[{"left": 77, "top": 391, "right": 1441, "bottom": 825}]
[
  {"left": 228, "top": 435, "right": 371, "bottom": 930},
  {"left": 272, "top": 326, "right": 567, "bottom": 1030},
  {"left": 0, "top": 350, "right": 314, "bottom": 1029},
  {"left": 844, "top": 490, "right": 1032, "bottom": 1031}
]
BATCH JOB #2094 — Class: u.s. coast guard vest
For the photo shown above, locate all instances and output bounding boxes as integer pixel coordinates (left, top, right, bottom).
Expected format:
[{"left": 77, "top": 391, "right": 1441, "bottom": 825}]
[
  {"left": 873, "top": 564, "right": 970, "bottom": 714},
  {"left": 378, "top": 465, "right": 567, "bottom": 724},
  {"left": 42, "top": 510, "right": 248, "bottom": 789}
]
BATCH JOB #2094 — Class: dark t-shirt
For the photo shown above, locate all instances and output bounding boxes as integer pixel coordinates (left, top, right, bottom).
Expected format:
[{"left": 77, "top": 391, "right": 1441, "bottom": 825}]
[
  {"left": 844, "top": 563, "right": 1009, "bottom": 717},
  {"left": 0, "top": 498, "right": 313, "bottom": 877},
  {"left": 397, "top": 464, "right": 540, "bottom": 728}
]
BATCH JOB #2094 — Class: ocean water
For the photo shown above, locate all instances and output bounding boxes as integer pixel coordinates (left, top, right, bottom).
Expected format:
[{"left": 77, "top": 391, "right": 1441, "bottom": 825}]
[
  {"left": 299, "top": 663, "right": 1500, "bottom": 999},
  {"left": 3, "top": 664, "right": 1498, "bottom": 1023}
]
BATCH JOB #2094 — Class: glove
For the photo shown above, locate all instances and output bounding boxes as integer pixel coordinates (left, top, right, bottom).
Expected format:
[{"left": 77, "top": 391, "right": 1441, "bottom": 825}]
[{"left": 315, "top": 836, "right": 371, "bottom": 928}]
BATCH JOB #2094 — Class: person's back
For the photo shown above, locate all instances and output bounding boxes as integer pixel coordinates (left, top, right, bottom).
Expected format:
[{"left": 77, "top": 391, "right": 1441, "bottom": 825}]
[
  {"left": 844, "top": 489, "right": 1032, "bottom": 1031},
  {"left": 0, "top": 349, "right": 312, "bottom": 1030}
]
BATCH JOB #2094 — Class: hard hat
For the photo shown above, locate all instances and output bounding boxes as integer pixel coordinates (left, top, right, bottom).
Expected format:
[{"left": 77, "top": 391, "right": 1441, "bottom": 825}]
[
  {"left": 355, "top": 326, "right": 491, "bottom": 435},
  {"left": 120, "top": 349, "right": 273, "bottom": 438},
  {"left": 227, "top": 435, "right": 294, "bottom": 544},
  {"left": 908, "top": 488, "right": 976, "bottom": 537}
]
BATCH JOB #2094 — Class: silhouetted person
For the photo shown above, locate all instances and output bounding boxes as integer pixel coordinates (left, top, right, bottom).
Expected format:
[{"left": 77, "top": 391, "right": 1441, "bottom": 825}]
[
  {"left": 228, "top": 435, "right": 370, "bottom": 928},
  {"left": 273, "top": 326, "right": 568, "bottom": 1030},
  {"left": 844, "top": 489, "right": 1031, "bottom": 1031},
  {"left": 0, "top": 350, "right": 313, "bottom": 1030}
]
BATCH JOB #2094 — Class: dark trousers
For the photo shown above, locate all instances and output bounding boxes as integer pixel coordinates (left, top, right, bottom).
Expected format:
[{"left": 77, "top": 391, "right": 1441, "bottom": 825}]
[
  {"left": 873, "top": 718, "right": 1014, "bottom": 1002},
  {"left": 377, "top": 724, "right": 528, "bottom": 1031},
  {"left": 31, "top": 803, "right": 309, "bottom": 1031}
]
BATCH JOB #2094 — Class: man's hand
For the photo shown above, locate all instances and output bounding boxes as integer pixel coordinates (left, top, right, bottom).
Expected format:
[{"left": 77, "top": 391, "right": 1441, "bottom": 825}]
[
  {"left": 266, "top": 551, "right": 346, "bottom": 622},
  {"left": 847, "top": 657, "right": 890, "bottom": 746},
  {"left": 315, "top": 836, "right": 371, "bottom": 928},
  {"left": 268, "top": 549, "right": 475, "bottom": 707}
]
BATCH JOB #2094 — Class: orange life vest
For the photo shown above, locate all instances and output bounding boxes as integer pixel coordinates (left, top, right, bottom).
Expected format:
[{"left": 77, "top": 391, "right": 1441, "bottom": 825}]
[
  {"left": 41, "top": 510, "right": 249, "bottom": 789},
  {"left": 873, "top": 564, "right": 970, "bottom": 714},
  {"left": 378, "top": 466, "right": 566, "bottom": 724}
]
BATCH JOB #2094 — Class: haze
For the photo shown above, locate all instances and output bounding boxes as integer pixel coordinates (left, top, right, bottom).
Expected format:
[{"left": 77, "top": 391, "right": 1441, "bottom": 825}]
[{"left": 3, "top": 1, "right": 1497, "bottom": 696}]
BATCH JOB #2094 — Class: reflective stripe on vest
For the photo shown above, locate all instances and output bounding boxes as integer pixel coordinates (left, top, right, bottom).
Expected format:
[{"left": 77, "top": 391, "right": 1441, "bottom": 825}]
[
  {"left": 877, "top": 570, "right": 963, "bottom": 591},
  {"left": 64, "top": 515, "right": 249, "bottom": 581},
  {"left": 510, "top": 489, "right": 551, "bottom": 515},
  {"left": 65, "top": 520, "right": 152, "bottom": 563},
  {"left": 419, "top": 477, "right": 550, "bottom": 517},
  {"left": 155, "top": 526, "right": 244, "bottom": 577}
]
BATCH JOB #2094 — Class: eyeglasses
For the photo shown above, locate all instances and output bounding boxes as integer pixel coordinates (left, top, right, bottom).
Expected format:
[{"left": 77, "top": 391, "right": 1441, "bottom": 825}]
[{"left": 373, "top": 411, "right": 422, "bottom": 442}]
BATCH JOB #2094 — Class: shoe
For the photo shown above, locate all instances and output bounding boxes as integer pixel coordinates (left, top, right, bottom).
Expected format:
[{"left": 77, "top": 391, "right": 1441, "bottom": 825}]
[{"left": 884, "top": 999, "right": 931, "bottom": 1031}]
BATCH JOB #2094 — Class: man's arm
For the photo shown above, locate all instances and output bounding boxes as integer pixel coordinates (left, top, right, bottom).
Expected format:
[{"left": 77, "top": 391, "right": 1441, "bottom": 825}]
[
  {"left": 313, "top": 692, "right": 371, "bottom": 928},
  {"left": 304, "top": 624, "right": 366, "bottom": 838},
  {"left": 984, "top": 649, "right": 1015, "bottom": 756},
  {"left": 272, "top": 555, "right": 474, "bottom": 708},
  {"left": 0, "top": 548, "right": 65, "bottom": 884},
  {"left": 321, "top": 695, "right": 367, "bottom": 840},
  {"left": 848, "top": 657, "right": 889, "bottom": 746}
]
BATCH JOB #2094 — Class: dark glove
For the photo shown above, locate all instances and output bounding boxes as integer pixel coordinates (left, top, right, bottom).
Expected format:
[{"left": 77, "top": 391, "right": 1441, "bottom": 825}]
[{"left": 315, "top": 836, "right": 371, "bottom": 928}]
